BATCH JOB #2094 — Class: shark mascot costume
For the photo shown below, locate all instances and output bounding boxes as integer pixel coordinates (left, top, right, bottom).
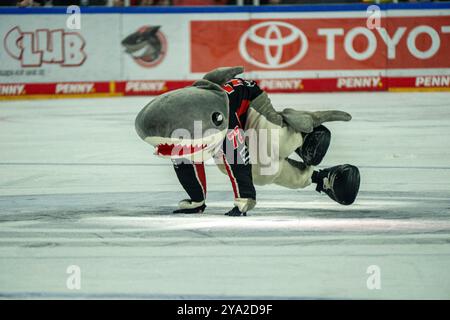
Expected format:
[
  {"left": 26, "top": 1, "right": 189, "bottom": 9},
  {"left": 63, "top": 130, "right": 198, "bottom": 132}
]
[{"left": 135, "top": 66, "right": 360, "bottom": 216}]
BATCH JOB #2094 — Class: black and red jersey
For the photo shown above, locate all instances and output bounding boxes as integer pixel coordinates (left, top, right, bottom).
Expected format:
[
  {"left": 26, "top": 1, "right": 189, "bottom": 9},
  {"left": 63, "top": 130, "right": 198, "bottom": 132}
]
[
  {"left": 223, "top": 78, "right": 262, "bottom": 130},
  {"left": 173, "top": 78, "right": 263, "bottom": 204}
]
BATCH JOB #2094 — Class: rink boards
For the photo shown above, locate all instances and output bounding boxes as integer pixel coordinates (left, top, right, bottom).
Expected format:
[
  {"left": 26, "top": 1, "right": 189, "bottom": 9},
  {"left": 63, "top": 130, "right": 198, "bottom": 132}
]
[{"left": 0, "top": 4, "right": 449, "bottom": 99}]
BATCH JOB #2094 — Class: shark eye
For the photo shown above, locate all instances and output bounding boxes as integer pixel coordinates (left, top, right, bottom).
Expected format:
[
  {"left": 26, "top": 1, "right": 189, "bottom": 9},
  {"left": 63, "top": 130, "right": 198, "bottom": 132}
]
[{"left": 211, "top": 112, "right": 224, "bottom": 127}]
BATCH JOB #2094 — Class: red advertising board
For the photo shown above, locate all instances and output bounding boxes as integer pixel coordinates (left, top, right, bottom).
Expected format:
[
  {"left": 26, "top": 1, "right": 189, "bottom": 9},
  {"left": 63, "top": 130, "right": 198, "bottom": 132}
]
[{"left": 191, "top": 17, "right": 450, "bottom": 72}]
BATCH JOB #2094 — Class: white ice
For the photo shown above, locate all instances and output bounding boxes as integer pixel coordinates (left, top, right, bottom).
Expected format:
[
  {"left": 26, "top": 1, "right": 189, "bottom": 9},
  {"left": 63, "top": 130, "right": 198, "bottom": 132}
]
[{"left": 0, "top": 92, "right": 450, "bottom": 299}]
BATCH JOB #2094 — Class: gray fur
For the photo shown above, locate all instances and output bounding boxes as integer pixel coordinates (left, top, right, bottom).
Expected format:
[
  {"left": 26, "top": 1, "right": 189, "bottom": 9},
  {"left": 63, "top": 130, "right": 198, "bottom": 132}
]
[
  {"left": 280, "top": 109, "right": 315, "bottom": 133},
  {"left": 281, "top": 109, "right": 351, "bottom": 133},
  {"left": 192, "top": 79, "right": 223, "bottom": 92},
  {"left": 135, "top": 84, "right": 229, "bottom": 140},
  {"left": 281, "top": 108, "right": 352, "bottom": 133},
  {"left": 249, "top": 92, "right": 351, "bottom": 133},
  {"left": 310, "top": 110, "right": 352, "bottom": 125},
  {"left": 248, "top": 92, "right": 285, "bottom": 127}
]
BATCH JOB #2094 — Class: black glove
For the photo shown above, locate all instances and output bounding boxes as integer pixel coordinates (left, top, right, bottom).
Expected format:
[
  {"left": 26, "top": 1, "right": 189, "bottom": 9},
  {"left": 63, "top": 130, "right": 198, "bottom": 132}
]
[
  {"left": 225, "top": 206, "right": 246, "bottom": 217},
  {"left": 173, "top": 199, "right": 206, "bottom": 214}
]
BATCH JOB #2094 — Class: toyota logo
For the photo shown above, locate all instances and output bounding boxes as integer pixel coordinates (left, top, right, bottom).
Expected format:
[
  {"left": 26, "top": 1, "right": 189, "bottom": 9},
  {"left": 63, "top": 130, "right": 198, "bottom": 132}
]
[{"left": 239, "top": 21, "right": 308, "bottom": 69}]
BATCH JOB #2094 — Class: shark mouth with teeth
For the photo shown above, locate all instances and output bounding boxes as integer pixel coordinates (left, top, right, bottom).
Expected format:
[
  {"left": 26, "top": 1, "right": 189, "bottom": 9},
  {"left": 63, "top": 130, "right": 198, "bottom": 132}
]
[
  {"left": 155, "top": 143, "right": 208, "bottom": 157},
  {"left": 144, "top": 130, "right": 226, "bottom": 160}
]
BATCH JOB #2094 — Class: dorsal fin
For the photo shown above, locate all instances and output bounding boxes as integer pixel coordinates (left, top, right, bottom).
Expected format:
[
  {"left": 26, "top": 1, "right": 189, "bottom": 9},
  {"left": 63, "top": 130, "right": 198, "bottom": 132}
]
[{"left": 202, "top": 66, "right": 244, "bottom": 85}]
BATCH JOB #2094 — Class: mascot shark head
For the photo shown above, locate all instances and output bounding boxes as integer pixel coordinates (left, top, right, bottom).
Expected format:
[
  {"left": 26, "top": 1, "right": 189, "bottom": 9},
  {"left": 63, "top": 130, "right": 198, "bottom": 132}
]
[{"left": 135, "top": 66, "right": 244, "bottom": 161}]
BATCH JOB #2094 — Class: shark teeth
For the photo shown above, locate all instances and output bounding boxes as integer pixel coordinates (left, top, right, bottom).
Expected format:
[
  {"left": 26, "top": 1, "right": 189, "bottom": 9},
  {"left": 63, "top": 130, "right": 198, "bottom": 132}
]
[{"left": 155, "top": 143, "right": 208, "bottom": 157}]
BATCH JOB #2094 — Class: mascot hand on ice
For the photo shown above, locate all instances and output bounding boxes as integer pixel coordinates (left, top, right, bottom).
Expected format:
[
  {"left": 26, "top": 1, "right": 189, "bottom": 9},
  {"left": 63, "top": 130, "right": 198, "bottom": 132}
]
[{"left": 135, "top": 66, "right": 360, "bottom": 216}]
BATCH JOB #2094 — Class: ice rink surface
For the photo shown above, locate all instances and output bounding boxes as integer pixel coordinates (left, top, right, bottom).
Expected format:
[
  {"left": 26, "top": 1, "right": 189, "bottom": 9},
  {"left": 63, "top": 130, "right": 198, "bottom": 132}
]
[{"left": 0, "top": 92, "right": 450, "bottom": 299}]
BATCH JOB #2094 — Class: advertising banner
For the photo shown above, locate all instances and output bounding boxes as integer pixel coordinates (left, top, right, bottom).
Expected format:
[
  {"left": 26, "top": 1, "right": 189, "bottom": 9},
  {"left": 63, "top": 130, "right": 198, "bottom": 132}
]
[
  {"left": 190, "top": 16, "right": 450, "bottom": 73},
  {"left": 0, "top": 14, "right": 122, "bottom": 85}
]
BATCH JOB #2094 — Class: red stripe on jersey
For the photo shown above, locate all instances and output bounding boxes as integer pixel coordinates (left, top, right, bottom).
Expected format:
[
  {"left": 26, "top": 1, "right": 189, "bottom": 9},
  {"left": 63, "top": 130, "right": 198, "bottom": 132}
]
[
  {"left": 222, "top": 154, "right": 239, "bottom": 198},
  {"left": 235, "top": 112, "right": 243, "bottom": 128},
  {"left": 236, "top": 99, "right": 250, "bottom": 118},
  {"left": 194, "top": 163, "right": 207, "bottom": 197}
]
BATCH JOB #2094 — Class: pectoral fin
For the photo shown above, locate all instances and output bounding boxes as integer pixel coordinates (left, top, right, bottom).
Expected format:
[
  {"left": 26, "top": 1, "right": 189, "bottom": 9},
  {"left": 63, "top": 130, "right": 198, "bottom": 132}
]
[
  {"left": 281, "top": 109, "right": 352, "bottom": 133},
  {"left": 311, "top": 110, "right": 352, "bottom": 125}
]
